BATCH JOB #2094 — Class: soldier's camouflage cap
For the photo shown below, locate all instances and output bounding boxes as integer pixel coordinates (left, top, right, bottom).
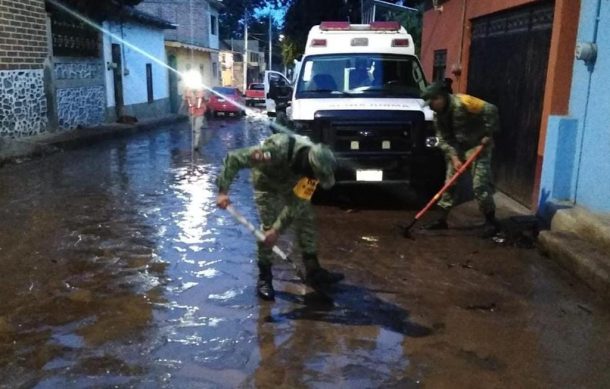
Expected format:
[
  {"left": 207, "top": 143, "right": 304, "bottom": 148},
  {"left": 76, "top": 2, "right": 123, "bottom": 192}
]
[
  {"left": 421, "top": 81, "right": 449, "bottom": 102},
  {"left": 309, "top": 144, "right": 337, "bottom": 189}
]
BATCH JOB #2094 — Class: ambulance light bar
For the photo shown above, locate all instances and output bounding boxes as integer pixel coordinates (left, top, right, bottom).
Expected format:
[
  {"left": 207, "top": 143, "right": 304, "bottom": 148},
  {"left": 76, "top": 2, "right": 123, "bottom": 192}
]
[
  {"left": 319, "top": 22, "right": 351, "bottom": 31},
  {"left": 370, "top": 21, "right": 401, "bottom": 31},
  {"left": 320, "top": 21, "right": 401, "bottom": 32}
]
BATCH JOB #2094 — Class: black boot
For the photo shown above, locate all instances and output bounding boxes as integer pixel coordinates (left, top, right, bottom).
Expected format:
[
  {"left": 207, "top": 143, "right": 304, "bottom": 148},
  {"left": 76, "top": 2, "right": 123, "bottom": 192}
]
[
  {"left": 481, "top": 211, "right": 501, "bottom": 238},
  {"left": 422, "top": 207, "right": 450, "bottom": 230},
  {"left": 256, "top": 263, "right": 275, "bottom": 301},
  {"left": 303, "top": 254, "right": 344, "bottom": 286}
]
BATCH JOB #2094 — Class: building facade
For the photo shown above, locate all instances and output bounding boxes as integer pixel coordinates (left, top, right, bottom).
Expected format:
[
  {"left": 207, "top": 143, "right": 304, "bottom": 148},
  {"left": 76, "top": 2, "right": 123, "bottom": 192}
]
[
  {"left": 0, "top": 0, "right": 49, "bottom": 138},
  {"left": 539, "top": 0, "right": 610, "bottom": 215},
  {"left": 137, "top": 0, "right": 222, "bottom": 112},
  {"left": 228, "top": 39, "right": 266, "bottom": 89},
  {"left": 45, "top": 3, "right": 174, "bottom": 130},
  {"left": 47, "top": 5, "right": 108, "bottom": 130},
  {"left": 219, "top": 40, "right": 237, "bottom": 87},
  {"left": 1, "top": 0, "right": 176, "bottom": 138},
  {"left": 102, "top": 9, "right": 175, "bottom": 121},
  {"left": 421, "top": 0, "right": 579, "bottom": 209}
]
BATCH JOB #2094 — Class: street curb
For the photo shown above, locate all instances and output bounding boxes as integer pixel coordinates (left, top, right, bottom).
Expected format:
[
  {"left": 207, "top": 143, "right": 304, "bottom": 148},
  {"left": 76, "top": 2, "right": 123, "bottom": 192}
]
[
  {"left": 551, "top": 207, "right": 610, "bottom": 256},
  {"left": 44, "top": 114, "right": 188, "bottom": 150},
  {"left": 539, "top": 230, "right": 610, "bottom": 299},
  {"left": 0, "top": 114, "right": 188, "bottom": 165}
]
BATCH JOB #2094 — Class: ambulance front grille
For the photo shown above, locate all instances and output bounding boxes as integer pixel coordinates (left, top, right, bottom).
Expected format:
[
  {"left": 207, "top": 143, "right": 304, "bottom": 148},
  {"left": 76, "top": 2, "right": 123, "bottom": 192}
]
[{"left": 329, "top": 125, "right": 412, "bottom": 153}]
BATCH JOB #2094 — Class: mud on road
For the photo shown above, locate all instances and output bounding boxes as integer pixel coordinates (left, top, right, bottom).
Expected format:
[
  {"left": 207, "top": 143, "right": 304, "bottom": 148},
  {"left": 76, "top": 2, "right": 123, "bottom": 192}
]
[{"left": 0, "top": 116, "right": 608, "bottom": 388}]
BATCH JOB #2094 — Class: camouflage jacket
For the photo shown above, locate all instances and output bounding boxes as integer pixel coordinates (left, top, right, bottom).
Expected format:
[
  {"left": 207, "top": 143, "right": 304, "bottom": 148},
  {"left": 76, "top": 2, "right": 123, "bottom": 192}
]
[
  {"left": 434, "top": 94, "right": 499, "bottom": 158},
  {"left": 217, "top": 133, "right": 317, "bottom": 232}
]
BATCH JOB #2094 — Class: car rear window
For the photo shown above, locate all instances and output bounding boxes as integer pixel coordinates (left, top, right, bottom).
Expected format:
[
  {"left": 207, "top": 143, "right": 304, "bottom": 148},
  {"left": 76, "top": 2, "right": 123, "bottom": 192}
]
[
  {"left": 213, "top": 87, "right": 237, "bottom": 95},
  {"left": 249, "top": 84, "right": 264, "bottom": 90}
]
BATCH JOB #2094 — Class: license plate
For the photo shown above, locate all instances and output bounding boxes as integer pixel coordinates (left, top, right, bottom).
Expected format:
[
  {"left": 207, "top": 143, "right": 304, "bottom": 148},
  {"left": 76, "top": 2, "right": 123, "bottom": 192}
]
[
  {"left": 356, "top": 170, "right": 383, "bottom": 182},
  {"left": 218, "top": 99, "right": 225, "bottom": 102}
]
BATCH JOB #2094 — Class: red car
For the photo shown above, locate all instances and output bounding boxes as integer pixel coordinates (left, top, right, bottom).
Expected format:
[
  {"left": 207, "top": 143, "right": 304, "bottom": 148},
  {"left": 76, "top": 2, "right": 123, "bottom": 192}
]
[
  {"left": 245, "top": 83, "right": 265, "bottom": 106},
  {"left": 208, "top": 87, "right": 246, "bottom": 117}
]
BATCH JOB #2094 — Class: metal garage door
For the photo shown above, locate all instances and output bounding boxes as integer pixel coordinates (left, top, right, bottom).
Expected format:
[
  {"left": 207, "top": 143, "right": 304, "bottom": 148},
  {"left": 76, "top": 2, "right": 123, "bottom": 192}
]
[{"left": 467, "top": 2, "right": 554, "bottom": 206}]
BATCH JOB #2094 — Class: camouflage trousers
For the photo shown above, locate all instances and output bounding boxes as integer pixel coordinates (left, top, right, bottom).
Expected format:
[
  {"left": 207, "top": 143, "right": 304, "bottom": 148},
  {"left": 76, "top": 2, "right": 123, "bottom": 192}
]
[
  {"left": 437, "top": 146, "right": 496, "bottom": 215},
  {"left": 254, "top": 190, "right": 317, "bottom": 266}
]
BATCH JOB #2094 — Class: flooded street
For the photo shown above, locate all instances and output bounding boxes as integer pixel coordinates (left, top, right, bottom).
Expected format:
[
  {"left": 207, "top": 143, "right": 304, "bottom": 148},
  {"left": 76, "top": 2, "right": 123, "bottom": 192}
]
[{"left": 0, "top": 116, "right": 609, "bottom": 388}]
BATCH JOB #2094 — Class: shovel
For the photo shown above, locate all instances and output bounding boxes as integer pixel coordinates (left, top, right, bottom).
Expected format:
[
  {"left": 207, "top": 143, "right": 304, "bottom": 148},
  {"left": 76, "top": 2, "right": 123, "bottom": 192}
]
[
  {"left": 402, "top": 144, "right": 485, "bottom": 238},
  {"left": 225, "top": 205, "right": 332, "bottom": 301}
]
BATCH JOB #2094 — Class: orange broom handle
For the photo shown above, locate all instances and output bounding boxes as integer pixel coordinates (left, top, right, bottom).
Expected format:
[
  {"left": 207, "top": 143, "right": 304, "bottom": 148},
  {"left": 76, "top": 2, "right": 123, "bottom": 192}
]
[{"left": 415, "top": 144, "right": 485, "bottom": 220}]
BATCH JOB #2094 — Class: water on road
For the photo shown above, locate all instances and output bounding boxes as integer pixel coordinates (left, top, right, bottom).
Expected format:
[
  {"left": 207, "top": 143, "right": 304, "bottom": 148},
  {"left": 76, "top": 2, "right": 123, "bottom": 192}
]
[{"left": 0, "top": 115, "right": 608, "bottom": 388}]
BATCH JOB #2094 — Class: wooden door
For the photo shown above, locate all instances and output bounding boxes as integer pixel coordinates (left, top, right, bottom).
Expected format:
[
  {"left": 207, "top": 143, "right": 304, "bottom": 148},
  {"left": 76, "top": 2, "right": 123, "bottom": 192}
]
[
  {"left": 111, "top": 43, "right": 124, "bottom": 119},
  {"left": 168, "top": 55, "right": 179, "bottom": 113},
  {"left": 467, "top": 2, "right": 554, "bottom": 206}
]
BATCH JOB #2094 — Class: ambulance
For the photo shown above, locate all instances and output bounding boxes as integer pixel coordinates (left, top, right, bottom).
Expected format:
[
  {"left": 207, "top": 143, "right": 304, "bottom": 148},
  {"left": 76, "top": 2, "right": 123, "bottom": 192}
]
[{"left": 265, "top": 21, "right": 443, "bottom": 188}]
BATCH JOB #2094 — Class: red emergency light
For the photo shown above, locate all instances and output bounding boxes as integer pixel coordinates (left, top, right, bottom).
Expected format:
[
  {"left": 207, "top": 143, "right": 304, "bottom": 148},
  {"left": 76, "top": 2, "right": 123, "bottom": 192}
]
[
  {"left": 392, "top": 39, "right": 410, "bottom": 47},
  {"left": 320, "top": 21, "right": 351, "bottom": 31},
  {"left": 310, "top": 39, "right": 327, "bottom": 47},
  {"left": 370, "top": 21, "right": 401, "bottom": 31}
]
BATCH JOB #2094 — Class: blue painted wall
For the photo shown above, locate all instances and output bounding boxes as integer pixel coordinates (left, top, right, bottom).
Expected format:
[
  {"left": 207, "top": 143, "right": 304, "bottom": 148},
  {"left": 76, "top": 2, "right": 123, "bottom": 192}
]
[{"left": 539, "top": 0, "right": 610, "bottom": 217}]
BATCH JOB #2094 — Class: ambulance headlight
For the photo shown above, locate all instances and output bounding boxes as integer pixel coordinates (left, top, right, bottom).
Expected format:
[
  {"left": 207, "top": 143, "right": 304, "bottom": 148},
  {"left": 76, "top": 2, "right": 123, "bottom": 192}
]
[
  {"left": 183, "top": 69, "right": 203, "bottom": 89},
  {"left": 425, "top": 136, "right": 439, "bottom": 148}
]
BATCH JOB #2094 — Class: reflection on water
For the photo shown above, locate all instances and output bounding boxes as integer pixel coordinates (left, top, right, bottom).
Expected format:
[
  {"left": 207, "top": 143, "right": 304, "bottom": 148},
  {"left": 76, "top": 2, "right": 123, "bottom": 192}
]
[{"left": 0, "top": 117, "right": 420, "bottom": 386}]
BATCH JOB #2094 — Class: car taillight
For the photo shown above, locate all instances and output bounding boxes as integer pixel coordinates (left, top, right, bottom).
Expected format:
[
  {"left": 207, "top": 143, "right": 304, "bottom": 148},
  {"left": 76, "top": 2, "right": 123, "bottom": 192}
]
[
  {"left": 370, "top": 21, "right": 401, "bottom": 31},
  {"left": 320, "top": 21, "right": 350, "bottom": 31},
  {"left": 392, "top": 39, "right": 410, "bottom": 47},
  {"left": 311, "top": 39, "right": 327, "bottom": 47}
]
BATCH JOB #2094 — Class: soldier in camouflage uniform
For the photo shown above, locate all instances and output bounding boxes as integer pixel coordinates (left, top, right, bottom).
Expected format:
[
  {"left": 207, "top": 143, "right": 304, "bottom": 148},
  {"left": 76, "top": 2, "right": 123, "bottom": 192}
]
[
  {"left": 216, "top": 133, "right": 344, "bottom": 300},
  {"left": 421, "top": 82, "right": 501, "bottom": 236}
]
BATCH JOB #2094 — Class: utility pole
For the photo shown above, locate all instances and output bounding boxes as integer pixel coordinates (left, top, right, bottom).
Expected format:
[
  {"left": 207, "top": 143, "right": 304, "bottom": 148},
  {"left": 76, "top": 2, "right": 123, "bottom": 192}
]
[
  {"left": 268, "top": 13, "right": 272, "bottom": 72},
  {"left": 243, "top": 10, "right": 248, "bottom": 92}
]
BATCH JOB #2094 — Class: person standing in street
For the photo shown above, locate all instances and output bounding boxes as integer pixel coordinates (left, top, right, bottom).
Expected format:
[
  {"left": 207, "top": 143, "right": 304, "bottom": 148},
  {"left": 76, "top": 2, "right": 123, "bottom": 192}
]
[
  {"left": 183, "top": 84, "right": 208, "bottom": 151},
  {"left": 420, "top": 81, "right": 501, "bottom": 237},
  {"left": 216, "top": 133, "right": 344, "bottom": 301}
]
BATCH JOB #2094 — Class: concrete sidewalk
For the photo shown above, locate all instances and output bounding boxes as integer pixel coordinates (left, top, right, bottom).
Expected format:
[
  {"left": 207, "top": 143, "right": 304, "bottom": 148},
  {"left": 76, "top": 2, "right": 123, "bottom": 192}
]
[
  {"left": 0, "top": 114, "right": 187, "bottom": 164},
  {"left": 539, "top": 205, "right": 610, "bottom": 299},
  {"left": 454, "top": 194, "right": 609, "bottom": 300}
]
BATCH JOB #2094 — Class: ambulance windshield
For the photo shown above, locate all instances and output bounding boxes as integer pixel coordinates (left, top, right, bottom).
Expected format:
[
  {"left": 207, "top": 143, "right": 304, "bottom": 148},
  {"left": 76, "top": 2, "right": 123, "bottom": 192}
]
[{"left": 296, "top": 54, "right": 427, "bottom": 98}]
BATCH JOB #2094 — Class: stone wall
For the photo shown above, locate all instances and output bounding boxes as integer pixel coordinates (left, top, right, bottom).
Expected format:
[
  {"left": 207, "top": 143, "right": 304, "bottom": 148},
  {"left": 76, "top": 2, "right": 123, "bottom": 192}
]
[
  {"left": 0, "top": 69, "right": 48, "bottom": 137},
  {"left": 56, "top": 85, "right": 106, "bottom": 130},
  {"left": 53, "top": 59, "right": 107, "bottom": 130},
  {"left": 0, "top": 0, "right": 49, "bottom": 138},
  {"left": 55, "top": 62, "right": 103, "bottom": 80}
]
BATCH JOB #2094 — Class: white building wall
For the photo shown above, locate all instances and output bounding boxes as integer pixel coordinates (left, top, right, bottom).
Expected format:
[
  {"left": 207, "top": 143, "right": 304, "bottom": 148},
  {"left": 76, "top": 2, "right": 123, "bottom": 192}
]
[
  {"left": 103, "top": 21, "right": 170, "bottom": 109},
  {"left": 102, "top": 22, "right": 115, "bottom": 108}
]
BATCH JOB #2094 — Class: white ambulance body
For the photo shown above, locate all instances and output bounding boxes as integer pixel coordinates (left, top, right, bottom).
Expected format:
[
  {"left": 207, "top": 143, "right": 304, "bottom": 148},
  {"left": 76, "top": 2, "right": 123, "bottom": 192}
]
[{"left": 265, "top": 21, "right": 443, "bottom": 186}]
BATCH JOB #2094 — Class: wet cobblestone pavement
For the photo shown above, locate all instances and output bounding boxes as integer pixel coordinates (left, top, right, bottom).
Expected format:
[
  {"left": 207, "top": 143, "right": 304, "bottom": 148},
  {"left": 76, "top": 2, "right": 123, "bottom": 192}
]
[{"left": 0, "top": 115, "right": 609, "bottom": 388}]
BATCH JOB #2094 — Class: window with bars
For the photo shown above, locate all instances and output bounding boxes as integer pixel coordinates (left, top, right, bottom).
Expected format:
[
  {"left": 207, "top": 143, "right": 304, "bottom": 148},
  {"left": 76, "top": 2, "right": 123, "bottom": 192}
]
[
  {"left": 51, "top": 15, "right": 100, "bottom": 57},
  {"left": 432, "top": 49, "right": 447, "bottom": 82}
]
